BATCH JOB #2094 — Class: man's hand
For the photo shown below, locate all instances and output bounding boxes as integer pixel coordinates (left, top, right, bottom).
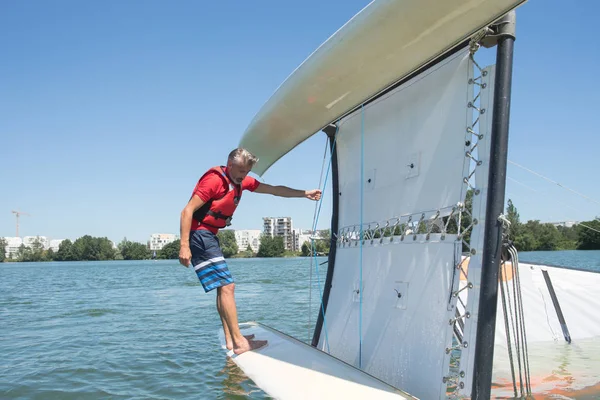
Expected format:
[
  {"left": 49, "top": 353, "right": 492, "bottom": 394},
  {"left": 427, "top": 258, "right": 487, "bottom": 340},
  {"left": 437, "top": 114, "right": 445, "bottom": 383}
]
[
  {"left": 305, "top": 189, "right": 322, "bottom": 201},
  {"left": 179, "top": 245, "right": 192, "bottom": 267}
]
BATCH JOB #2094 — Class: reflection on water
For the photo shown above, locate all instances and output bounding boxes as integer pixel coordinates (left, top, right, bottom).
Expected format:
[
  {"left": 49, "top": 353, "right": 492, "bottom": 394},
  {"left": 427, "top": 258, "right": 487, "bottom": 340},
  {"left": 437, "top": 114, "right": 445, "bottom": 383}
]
[
  {"left": 492, "top": 336, "right": 600, "bottom": 399},
  {"left": 219, "top": 358, "right": 270, "bottom": 400}
]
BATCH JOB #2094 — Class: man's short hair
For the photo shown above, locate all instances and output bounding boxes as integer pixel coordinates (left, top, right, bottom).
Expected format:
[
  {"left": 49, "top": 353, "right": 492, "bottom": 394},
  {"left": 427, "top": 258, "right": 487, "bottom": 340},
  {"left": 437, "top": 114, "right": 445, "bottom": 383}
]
[{"left": 228, "top": 148, "right": 259, "bottom": 168}]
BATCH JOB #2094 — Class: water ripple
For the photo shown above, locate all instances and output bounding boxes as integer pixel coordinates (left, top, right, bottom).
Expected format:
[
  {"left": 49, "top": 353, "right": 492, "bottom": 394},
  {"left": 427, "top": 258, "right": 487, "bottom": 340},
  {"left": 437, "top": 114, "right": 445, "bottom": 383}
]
[{"left": 1, "top": 254, "right": 598, "bottom": 399}]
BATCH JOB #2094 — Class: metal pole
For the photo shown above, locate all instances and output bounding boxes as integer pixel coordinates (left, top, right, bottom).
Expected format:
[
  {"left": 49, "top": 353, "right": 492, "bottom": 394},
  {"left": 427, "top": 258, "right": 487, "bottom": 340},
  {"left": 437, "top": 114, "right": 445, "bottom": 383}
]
[
  {"left": 472, "top": 10, "right": 516, "bottom": 400},
  {"left": 312, "top": 124, "right": 339, "bottom": 347},
  {"left": 541, "top": 270, "right": 571, "bottom": 343}
]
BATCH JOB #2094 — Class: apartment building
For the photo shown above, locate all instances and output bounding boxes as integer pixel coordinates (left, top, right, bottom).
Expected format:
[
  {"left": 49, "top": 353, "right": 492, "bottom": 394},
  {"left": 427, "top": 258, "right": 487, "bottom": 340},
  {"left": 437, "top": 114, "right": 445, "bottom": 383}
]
[
  {"left": 23, "top": 235, "right": 49, "bottom": 249},
  {"left": 2, "top": 237, "right": 22, "bottom": 259},
  {"left": 263, "top": 217, "right": 294, "bottom": 251},
  {"left": 148, "top": 233, "right": 178, "bottom": 251},
  {"left": 234, "top": 230, "right": 262, "bottom": 253}
]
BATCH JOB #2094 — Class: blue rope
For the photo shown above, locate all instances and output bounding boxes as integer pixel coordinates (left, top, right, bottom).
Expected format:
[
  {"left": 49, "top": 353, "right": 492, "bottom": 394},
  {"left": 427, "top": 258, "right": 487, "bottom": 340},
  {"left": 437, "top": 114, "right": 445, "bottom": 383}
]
[
  {"left": 311, "top": 125, "right": 338, "bottom": 353},
  {"left": 359, "top": 104, "right": 364, "bottom": 369}
]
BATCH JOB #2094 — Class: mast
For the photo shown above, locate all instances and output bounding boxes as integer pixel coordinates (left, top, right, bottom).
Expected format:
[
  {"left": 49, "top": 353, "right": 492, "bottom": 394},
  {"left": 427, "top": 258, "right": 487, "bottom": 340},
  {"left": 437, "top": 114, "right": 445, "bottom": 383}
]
[
  {"left": 312, "top": 124, "right": 339, "bottom": 347},
  {"left": 471, "top": 10, "right": 517, "bottom": 399}
]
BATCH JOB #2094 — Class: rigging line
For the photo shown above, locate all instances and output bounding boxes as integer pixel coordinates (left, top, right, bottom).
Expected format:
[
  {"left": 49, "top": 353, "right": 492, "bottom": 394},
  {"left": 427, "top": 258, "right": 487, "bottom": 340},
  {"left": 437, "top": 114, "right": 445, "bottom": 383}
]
[
  {"left": 509, "top": 253, "right": 525, "bottom": 395},
  {"left": 311, "top": 124, "right": 339, "bottom": 354},
  {"left": 507, "top": 176, "right": 581, "bottom": 215},
  {"left": 578, "top": 223, "right": 600, "bottom": 235},
  {"left": 503, "top": 252, "right": 523, "bottom": 394},
  {"left": 508, "top": 246, "right": 530, "bottom": 395},
  {"left": 359, "top": 104, "right": 364, "bottom": 369},
  {"left": 312, "top": 131, "right": 336, "bottom": 234},
  {"left": 510, "top": 246, "right": 531, "bottom": 394},
  {"left": 311, "top": 237, "right": 329, "bottom": 353},
  {"left": 500, "top": 259, "right": 518, "bottom": 397},
  {"left": 508, "top": 160, "right": 600, "bottom": 205},
  {"left": 308, "top": 137, "right": 330, "bottom": 342},
  {"left": 507, "top": 177, "right": 600, "bottom": 234}
]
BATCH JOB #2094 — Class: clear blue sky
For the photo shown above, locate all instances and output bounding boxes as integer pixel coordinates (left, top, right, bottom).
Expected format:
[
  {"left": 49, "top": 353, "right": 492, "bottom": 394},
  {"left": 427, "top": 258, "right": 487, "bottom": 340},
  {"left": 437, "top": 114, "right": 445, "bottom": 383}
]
[{"left": 1, "top": 0, "right": 598, "bottom": 244}]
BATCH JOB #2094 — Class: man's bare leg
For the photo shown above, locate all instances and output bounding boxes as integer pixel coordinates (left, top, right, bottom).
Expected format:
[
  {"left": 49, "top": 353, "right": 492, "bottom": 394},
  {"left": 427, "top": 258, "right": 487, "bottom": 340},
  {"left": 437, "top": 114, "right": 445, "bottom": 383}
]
[
  {"left": 216, "top": 289, "right": 254, "bottom": 350},
  {"left": 216, "top": 283, "right": 267, "bottom": 354}
]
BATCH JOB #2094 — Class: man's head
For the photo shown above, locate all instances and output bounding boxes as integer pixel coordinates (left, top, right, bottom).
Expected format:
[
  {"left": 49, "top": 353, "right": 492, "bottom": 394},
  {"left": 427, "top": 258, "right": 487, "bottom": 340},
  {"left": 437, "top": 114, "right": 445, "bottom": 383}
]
[{"left": 226, "top": 148, "right": 259, "bottom": 185}]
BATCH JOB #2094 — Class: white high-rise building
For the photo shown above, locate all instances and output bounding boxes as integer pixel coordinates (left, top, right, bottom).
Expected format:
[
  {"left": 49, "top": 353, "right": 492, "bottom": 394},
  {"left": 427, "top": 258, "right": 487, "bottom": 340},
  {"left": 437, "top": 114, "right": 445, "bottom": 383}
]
[
  {"left": 2, "top": 237, "right": 22, "bottom": 259},
  {"left": 149, "top": 233, "right": 178, "bottom": 251},
  {"left": 23, "top": 236, "right": 49, "bottom": 249},
  {"left": 2, "top": 236, "right": 67, "bottom": 259},
  {"left": 263, "top": 217, "right": 294, "bottom": 251},
  {"left": 49, "top": 239, "right": 65, "bottom": 252},
  {"left": 294, "top": 229, "right": 314, "bottom": 252},
  {"left": 234, "top": 230, "right": 262, "bottom": 253},
  {"left": 549, "top": 221, "right": 578, "bottom": 228}
]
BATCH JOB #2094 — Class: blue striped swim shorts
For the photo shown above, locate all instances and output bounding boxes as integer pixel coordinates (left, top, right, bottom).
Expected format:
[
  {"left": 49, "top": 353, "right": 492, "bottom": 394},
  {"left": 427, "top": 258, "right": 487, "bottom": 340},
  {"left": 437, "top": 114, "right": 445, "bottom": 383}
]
[{"left": 190, "top": 229, "right": 234, "bottom": 293}]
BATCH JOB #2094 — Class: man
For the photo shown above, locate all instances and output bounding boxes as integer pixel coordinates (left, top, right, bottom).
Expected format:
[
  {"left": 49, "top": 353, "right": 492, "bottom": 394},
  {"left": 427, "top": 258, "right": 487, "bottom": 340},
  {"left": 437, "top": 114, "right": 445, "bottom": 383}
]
[{"left": 179, "top": 148, "right": 321, "bottom": 355}]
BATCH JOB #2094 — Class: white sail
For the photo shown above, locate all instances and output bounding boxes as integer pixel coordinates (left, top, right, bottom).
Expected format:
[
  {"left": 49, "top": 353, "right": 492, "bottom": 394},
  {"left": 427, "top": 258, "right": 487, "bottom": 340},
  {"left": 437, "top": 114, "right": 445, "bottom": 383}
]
[
  {"left": 230, "top": 47, "right": 496, "bottom": 399},
  {"left": 318, "top": 49, "right": 482, "bottom": 400},
  {"left": 227, "top": 0, "right": 532, "bottom": 399}
]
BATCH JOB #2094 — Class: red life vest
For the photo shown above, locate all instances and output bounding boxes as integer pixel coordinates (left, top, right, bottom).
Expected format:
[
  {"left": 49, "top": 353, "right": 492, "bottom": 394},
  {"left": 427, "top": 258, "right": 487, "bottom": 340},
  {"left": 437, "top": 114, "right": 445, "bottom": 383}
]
[{"left": 192, "top": 166, "right": 242, "bottom": 229}]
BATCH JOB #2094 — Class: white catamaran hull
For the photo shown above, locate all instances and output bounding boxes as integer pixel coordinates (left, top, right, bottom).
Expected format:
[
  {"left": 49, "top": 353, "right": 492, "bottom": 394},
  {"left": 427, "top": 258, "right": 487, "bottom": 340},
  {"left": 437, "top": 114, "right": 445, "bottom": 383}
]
[
  {"left": 220, "top": 322, "right": 417, "bottom": 399},
  {"left": 239, "top": 0, "right": 526, "bottom": 176}
]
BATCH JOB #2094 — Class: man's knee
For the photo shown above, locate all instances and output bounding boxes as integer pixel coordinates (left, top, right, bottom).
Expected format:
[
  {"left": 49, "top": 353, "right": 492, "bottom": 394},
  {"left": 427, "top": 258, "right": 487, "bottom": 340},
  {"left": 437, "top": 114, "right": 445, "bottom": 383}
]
[{"left": 218, "top": 282, "right": 235, "bottom": 296}]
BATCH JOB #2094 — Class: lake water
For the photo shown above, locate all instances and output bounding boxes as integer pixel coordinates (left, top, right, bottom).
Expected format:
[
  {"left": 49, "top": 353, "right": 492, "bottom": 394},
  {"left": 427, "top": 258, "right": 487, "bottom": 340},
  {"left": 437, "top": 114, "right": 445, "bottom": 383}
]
[{"left": 1, "top": 251, "right": 599, "bottom": 399}]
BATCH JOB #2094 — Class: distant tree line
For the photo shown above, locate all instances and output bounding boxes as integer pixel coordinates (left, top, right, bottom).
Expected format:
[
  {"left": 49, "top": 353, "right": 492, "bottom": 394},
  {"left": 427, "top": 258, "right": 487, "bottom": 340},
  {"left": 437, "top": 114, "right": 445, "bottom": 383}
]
[
  {"left": 301, "top": 198, "right": 600, "bottom": 254},
  {"left": 217, "top": 230, "right": 239, "bottom": 258},
  {"left": 226, "top": 229, "right": 329, "bottom": 258},
  {"left": 257, "top": 235, "right": 285, "bottom": 257},
  {"left": 504, "top": 199, "right": 600, "bottom": 251},
  {"left": 0, "top": 229, "right": 309, "bottom": 263},
  {"left": 6, "top": 201, "right": 593, "bottom": 263},
  {"left": 0, "top": 235, "right": 182, "bottom": 263},
  {"left": 0, "top": 238, "right": 6, "bottom": 263},
  {"left": 0, "top": 228, "right": 298, "bottom": 262},
  {"left": 301, "top": 229, "right": 331, "bottom": 257}
]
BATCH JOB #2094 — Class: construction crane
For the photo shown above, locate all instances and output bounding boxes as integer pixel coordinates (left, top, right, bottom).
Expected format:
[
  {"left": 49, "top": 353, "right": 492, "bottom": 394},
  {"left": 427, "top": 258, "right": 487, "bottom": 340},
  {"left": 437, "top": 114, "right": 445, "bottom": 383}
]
[{"left": 11, "top": 210, "right": 30, "bottom": 237}]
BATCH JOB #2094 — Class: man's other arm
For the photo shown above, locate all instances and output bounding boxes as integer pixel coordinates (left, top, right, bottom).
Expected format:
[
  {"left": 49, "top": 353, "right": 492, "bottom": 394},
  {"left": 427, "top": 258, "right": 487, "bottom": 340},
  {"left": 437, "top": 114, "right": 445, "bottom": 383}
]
[{"left": 179, "top": 195, "right": 205, "bottom": 267}]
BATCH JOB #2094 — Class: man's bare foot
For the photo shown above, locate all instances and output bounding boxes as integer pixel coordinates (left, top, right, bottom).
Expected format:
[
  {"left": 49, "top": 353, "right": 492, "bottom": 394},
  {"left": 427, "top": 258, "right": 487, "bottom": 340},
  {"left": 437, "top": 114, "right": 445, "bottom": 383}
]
[
  {"left": 225, "top": 334, "right": 255, "bottom": 350},
  {"left": 233, "top": 338, "right": 268, "bottom": 355}
]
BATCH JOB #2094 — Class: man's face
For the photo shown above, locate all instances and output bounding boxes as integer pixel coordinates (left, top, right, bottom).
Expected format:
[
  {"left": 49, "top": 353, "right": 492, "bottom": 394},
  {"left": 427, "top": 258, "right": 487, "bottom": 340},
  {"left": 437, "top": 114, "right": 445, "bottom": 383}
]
[{"left": 227, "top": 160, "right": 251, "bottom": 185}]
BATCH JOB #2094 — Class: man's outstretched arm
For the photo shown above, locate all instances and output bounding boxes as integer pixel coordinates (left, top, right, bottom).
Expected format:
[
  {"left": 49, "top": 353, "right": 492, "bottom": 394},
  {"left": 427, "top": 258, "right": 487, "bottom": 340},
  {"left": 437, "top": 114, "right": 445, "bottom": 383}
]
[{"left": 254, "top": 183, "right": 321, "bottom": 201}]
